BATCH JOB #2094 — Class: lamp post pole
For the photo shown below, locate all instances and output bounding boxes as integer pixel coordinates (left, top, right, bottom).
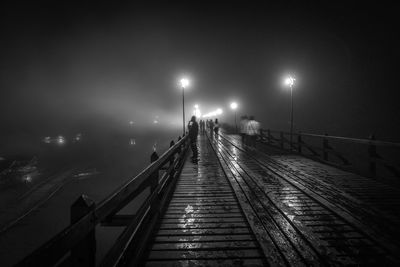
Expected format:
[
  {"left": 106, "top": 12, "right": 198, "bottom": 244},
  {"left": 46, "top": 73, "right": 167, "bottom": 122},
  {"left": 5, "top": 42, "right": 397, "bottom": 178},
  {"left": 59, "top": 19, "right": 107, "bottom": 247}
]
[
  {"left": 284, "top": 75, "right": 295, "bottom": 151},
  {"left": 230, "top": 102, "right": 238, "bottom": 133},
  {"left": 182, "top": 86, "right": 185, "bottom": 136},
  {"left": 180, "top": 78, "right": 189, "bottom": 136},
  {"left": 290, "top": 84, "right": 294, "bottom": 150},
  {"left": 234, "top": 110, "right": 237, "bottom": 133}
]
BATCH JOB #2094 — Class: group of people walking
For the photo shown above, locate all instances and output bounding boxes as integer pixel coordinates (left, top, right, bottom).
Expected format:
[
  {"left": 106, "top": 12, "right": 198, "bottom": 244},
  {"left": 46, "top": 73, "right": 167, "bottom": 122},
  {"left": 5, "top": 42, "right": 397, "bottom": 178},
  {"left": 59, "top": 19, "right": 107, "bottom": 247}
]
[
  {"left": 187, "top": 117, "right": 220, "bottom": 164},
  {"left": 188, "top": 115, "right": 259, "bottom": 164},
  {"left": 239, "top": 115, "right": 260, "bottom": 148}
]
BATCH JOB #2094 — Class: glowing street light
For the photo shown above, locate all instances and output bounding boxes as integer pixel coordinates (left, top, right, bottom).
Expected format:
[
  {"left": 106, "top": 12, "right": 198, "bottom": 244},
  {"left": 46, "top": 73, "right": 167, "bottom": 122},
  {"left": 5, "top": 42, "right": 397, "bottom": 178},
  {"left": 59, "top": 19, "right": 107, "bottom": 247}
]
[
  {"left": 284, "top": 75, "right": 296, "bottom": 150},
  {"left": 194, "top": 104, "right": 201, "bottom": 118},
  {"left": 180, "top": 78, "right": 189, "bottom": 88},
  {"left": 230, "top": 102, "right": 238, "bottom": 133},
  {"left": 180, "top": 78, "right": 189, "bottom": 135}
]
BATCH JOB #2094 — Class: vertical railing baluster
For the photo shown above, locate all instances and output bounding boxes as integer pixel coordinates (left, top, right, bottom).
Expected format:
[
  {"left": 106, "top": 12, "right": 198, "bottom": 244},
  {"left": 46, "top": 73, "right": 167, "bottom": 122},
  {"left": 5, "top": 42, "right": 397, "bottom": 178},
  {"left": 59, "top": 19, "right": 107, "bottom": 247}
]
[
  {"left": 368, "top": 134, "right": 377, "bottom": 177},
  {"left": 298, "top": 132, "right": 302, "bottom": 154},
  {"left": 70, "top": 195, "right": 96, "bottom": 267},
  {"left": 150, "top": 151, "right": 159, "bottom": 192}
]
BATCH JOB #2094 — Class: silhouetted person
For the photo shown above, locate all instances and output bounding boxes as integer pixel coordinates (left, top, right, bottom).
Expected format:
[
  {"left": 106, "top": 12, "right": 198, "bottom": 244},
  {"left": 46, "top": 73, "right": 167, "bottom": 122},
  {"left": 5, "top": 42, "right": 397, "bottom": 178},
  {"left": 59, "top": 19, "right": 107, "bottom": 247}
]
[
  {"left": 247, "top": 115, "right": 260, "bottom": 148},
  {"left": 208, "top": 119, "right": 214, "bottom": 138},
  {"left": 239, "top": 115, "right": 249, "bottom": 146},
  {"left": 214, "top": 118, "right": 219, "bottom": 137},
  {"left": 188, "top": 115, "right": 199, "bottom": 163},
  {"left": 200, "top": 119, "right": 205, "bottom": 134}
]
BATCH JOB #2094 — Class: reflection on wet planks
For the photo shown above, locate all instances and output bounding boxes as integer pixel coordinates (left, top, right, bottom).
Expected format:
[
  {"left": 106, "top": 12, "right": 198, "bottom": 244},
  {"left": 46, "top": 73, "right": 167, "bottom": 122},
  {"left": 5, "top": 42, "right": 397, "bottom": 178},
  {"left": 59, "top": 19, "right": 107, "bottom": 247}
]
[
  {"left": 142, "top": 135, "right": 267, "bottom": 267},
  {"left": 214, "top": 134, "right": 399, "bottom": 266}
]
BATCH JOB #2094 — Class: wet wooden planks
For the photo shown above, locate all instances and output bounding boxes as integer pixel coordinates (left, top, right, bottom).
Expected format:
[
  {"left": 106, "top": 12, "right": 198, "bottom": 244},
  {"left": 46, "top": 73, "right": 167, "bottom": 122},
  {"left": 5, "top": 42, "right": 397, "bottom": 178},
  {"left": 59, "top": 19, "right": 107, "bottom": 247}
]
[
  {"left": 142, "top": 135, "right": 267, "bottom": 267},
  {"left": 214, "top": 134, "right": 400, "bottom": 265}
]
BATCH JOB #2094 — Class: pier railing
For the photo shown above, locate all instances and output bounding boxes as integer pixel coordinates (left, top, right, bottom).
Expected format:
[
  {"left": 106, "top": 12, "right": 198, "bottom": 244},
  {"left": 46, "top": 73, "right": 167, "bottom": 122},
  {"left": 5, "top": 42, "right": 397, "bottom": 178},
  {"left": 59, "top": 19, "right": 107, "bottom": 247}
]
[
  {"left": 259, "top": 129, "right": 400, "bottom": 179},
  {"left": 17, "top": 135, "right": 189, "bottom": 267}
]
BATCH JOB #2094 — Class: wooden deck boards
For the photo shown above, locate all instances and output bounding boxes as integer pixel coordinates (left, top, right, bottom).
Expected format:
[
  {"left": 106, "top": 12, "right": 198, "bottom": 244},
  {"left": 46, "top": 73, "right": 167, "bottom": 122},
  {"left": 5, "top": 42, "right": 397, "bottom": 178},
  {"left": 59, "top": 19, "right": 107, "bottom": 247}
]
[
  {"left": 142, "top": 135, "right": 267, "bottom": 267},
  {"left": 139, "top": 133, "right": 400, "bottom": 266}
]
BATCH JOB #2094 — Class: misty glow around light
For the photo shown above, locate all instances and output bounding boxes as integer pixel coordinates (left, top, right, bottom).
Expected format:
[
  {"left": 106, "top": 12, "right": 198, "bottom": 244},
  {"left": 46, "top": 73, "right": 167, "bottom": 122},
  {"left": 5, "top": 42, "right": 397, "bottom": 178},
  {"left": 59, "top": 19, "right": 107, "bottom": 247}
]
[
  {"left": 203, "top": 108, "right": 223, "bottom": 118},
  {"left": 230, "top": 102, "right": 238, "bottom": 110},
  {"left": 57, "top": 136, "right": 65, "bottom": 145},
  {"left": 194, "top": 109, "right": 201, "bottom": 118},
  {"left": 129, "top": 138, "right": 136, "bottom": 145},
  {"left": 193, "top": 104, "right": 201, "bottom": 118},
  {"left": 284, "top": 76, "right": 296, "bottom": 87},
  {"left": 180, "top": 78, "right": 189, "bottom": 88}
]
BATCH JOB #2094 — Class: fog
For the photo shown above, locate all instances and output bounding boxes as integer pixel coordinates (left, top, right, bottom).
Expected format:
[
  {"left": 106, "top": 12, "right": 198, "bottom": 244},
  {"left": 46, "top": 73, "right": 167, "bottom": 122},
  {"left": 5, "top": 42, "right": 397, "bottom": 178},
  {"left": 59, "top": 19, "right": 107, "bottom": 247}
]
[{"left": 1, "top": 2, "right": 400, "bottom": 148}]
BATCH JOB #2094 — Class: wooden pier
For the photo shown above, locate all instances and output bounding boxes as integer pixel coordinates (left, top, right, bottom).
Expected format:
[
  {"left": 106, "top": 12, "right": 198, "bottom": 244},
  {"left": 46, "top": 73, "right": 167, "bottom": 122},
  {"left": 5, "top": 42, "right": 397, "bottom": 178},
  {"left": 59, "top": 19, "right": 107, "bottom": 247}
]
[{"left": 17, "top": 132, "right": 400, "bottom": 266}]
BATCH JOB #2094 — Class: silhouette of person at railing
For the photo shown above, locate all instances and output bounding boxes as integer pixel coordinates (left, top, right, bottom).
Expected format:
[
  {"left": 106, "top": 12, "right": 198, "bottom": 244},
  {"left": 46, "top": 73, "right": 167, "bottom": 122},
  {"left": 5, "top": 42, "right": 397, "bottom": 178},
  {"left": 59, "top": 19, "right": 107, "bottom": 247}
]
[
  {"left": 214, "top": 118, "right": 219, "bottom": 137},
  {"left": 188, "top": 115, "right": 199, "bottom": 164},
  {"left": 247, "top": 115, "right": 260, "bottom": 148}
]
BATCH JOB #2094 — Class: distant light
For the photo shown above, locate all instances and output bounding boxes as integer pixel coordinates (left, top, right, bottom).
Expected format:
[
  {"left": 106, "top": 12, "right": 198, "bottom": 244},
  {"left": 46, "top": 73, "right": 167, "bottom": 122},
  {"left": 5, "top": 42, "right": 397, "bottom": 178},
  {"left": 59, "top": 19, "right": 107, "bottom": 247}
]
[
  {"left": 203, "top": 108, "right": 224, "bottom": 118},
  {"left": 129, "top": 121, "right": 134, "bottom": 125},
  {"left": 43, "top": 136, "right": 51, "bottom": 144},
  {"left": 23, "top": 175, "right": 32, "bottom": 183},
  {"left": 230, "top": 102, "right": 238, "bottom": 110},
  {"left": 180, "top": 78, "right": 189, "bottom": 88},
  {"left": 153, "top": 120, "right": 158, "bottom": 124},
  {"left": 194, "top": 104, "right": 199, "bottom": 109},
  {"left": 194, "top": 108, "right": 201, "bottom": 118},
  {"left": 129, "top": 138, "right": 136, "bottom": 145},
  {"left": 75, "top": 133, "right": 82, "bottom": 142},
  {"left": 57, "top": 136, "right": 65, "bottom": 145},
  {"left": 284, "top": 76, "right": 296, "bottom": 87}
]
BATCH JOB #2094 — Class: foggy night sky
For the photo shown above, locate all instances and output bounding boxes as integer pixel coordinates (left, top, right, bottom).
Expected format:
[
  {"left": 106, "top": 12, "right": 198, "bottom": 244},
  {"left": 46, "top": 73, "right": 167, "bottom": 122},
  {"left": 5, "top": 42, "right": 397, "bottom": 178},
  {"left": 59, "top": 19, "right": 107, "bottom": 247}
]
[{"left": 1, "top": 2, "right": 400, "bottom": 141}]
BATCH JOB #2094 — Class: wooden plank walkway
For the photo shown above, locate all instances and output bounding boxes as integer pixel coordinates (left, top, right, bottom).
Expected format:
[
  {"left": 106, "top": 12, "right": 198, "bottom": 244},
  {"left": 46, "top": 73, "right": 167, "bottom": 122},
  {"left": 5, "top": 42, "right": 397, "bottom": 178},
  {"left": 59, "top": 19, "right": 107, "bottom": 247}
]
[
  {"left": 141, "top": 134, "right": 267, "bottom": 266},
  {"left": 140, "top": 133, "right": 400, "bottom": 266}
]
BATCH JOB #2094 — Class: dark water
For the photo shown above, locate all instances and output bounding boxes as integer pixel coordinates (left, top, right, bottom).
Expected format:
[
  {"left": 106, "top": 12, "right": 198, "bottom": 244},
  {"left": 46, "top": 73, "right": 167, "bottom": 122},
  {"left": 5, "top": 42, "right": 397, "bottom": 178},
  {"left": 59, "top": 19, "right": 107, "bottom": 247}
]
[{"left": 0, "top": 126, "right": 181, "bottom": 266}]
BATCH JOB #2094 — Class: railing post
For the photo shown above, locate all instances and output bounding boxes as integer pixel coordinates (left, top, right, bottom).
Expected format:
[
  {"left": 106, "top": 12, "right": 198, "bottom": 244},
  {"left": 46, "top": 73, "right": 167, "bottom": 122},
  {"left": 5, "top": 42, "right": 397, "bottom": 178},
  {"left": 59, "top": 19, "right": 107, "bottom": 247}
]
[
  {"left": 323, "top": 133, "right": 329, "bottom": 161},
  {"left": 298, "top": 132, "right": 302, "bottom": 154},
  {"left": 280, "top": 131, "right": 284, "bottom": 149},
  {"left": 169, "top": 140, "right": 175, "bottom": 165},
  {"left": 267, "top": 129, "right": 271, "bottom": 144},
  {"left": 70, "top": 195, "right": 96, "bottom": 267},
  {"left": 150, "top": 151, "right": 160, "bottom": 191},
  {"left": 177, "top": 136, "right": 182, "bottom": 154},
  {"left": 368, "top": 134, "right": 377, "bottom": 177}
]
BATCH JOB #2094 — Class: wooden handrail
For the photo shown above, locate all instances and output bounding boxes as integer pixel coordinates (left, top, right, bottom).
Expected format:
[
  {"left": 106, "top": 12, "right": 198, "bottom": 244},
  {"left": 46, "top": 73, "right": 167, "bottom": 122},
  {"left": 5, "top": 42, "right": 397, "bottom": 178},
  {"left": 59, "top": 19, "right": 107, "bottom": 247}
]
[
  {"left": 263, "top": 129, "right": 400, "bottom": 148},
  {"left": 96, "top": 135, "right": 187, "bottom": 220},
  {"left": 259, "top": 129, "right": 400, "bottom": 178},
  {"left": 17, "top": 135, "right": 189, "bottom": 267}
]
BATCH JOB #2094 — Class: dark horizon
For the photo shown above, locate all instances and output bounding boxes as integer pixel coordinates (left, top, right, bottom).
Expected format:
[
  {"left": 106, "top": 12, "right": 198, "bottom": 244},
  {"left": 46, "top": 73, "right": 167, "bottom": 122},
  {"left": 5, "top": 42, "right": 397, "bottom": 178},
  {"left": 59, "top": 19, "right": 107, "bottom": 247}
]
[{"left": 1, "top": 2, "right": 400, "bottom": 142}]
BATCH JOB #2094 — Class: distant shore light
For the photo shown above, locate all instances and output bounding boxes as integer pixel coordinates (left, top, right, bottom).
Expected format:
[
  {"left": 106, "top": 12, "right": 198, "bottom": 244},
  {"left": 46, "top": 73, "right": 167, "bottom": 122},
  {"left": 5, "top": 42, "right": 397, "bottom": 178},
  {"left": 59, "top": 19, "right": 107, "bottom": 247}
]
[{"left": 230, "top": 102, "right": 238, "bottom": 110}]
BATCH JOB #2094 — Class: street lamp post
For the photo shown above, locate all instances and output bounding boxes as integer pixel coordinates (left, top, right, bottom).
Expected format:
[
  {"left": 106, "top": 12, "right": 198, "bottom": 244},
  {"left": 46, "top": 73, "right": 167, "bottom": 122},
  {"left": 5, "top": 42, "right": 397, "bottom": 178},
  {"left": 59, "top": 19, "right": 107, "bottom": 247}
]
[
  {"left": 230, "top": 102, "right": 238, "bottom": 133},
  {"left": 284, "top": 76, "right": 295, "bottom": 150},
  {"left": 180, "top": 78, "right": 189, "bottom": 136}
]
